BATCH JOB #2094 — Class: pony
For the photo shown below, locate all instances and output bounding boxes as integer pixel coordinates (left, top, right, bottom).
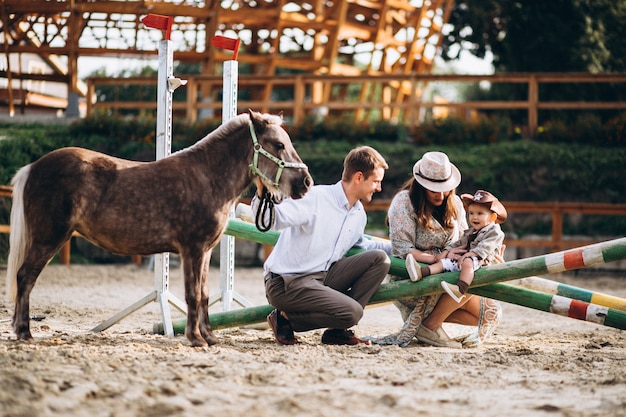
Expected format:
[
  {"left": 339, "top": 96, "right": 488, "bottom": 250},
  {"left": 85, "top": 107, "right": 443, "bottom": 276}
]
[{"left": 6, "top": 110, "right": 312, "bottom": 347}]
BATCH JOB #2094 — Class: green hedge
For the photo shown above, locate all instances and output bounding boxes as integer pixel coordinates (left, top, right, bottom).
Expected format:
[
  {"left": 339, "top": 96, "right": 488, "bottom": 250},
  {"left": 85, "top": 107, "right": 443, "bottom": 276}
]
[
  {"left": 1, "top": 114, "right": 625, "bottom": 262},
  {"left": 2, "top": 114, "right": 625, "bottom": 203},
  {"left": 288, "top": 111, "right": 626, "bottom": 147}
]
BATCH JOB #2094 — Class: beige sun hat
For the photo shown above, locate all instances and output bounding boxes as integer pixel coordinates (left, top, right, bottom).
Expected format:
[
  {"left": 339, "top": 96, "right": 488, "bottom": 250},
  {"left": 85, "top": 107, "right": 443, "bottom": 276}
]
[
  {"left": 413, "top": 151, "right": 462, "bottom": 192},
  {"left": 461, "top": 190, "right": 508, "bottom": 224}
]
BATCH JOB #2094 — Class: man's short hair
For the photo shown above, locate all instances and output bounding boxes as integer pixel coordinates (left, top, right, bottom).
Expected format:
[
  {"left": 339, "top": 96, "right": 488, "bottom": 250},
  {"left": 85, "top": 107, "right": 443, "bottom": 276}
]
[{"left": 342, "top": 146, "right": 388, "bottom": 181}]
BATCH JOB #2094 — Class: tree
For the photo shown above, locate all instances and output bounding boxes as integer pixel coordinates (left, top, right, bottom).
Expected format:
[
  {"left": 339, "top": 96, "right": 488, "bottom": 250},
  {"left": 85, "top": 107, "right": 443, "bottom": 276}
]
[
  {"left": 441, "top": 0, "right": 626, "bottom": 126},
  {"left": 442, "top": 0, "right": 626, "bottom": 73}
]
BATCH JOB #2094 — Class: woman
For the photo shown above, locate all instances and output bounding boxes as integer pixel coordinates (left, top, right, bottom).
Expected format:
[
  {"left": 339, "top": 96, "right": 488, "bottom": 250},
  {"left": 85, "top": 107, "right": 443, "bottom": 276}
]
[{"left": 372, "top": 151, "right": 502, "bottom": 348}]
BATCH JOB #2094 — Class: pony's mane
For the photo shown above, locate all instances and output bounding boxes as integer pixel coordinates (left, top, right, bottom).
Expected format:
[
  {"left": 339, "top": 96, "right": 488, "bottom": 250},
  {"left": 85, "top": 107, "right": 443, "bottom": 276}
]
[{"left": 178, "top": 112, "right": 283, "bottom": 155}]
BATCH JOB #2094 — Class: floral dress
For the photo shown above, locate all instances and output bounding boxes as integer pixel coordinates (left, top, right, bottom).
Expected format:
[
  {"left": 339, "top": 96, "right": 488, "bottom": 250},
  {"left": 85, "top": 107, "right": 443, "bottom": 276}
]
[{"left": 370, "top": 190, "right": 501, "bottom": 347}]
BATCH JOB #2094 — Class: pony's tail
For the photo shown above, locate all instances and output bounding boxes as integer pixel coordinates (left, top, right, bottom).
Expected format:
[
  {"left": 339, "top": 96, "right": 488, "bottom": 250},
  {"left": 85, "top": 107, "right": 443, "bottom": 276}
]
[{"left": 6, "top": 165, "right": 31, "bottom": 303}]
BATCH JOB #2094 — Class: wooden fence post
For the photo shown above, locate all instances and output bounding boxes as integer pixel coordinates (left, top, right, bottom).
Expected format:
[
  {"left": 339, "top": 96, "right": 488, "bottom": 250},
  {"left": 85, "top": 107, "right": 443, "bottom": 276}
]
[
  {"left": 528, "top": 74, "right": 538, "bottom": 137},
  {"left": 552, "top": 203, "right": 563, "bottom": 252}
]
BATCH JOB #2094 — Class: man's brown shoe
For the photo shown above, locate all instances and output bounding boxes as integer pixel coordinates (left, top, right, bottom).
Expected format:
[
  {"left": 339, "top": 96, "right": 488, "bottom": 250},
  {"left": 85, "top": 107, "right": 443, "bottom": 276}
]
[
  {"left": 321, "top": 329, "right": 371, "bottom": 346},
  {"left": 267, "top": 309, "right": 299, "bottom": 345}
]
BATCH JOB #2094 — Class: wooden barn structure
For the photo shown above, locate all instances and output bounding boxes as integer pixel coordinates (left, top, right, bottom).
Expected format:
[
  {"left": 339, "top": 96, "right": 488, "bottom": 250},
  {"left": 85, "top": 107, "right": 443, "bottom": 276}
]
[{"left": 0, "top": 0, "right": 454, "bottom": 119}]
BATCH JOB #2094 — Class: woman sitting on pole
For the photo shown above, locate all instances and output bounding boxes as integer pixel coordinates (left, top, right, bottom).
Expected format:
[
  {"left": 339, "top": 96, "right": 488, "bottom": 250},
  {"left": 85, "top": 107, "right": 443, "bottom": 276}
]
[{"left": 369, "top": 151, "right": 504, "bottom": 348}]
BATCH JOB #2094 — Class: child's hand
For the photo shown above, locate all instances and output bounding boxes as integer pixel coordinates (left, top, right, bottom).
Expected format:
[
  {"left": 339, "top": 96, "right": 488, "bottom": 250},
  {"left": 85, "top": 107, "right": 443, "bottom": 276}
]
[
  {"left": 459, "top": 251, "right": 477, "bottom": 264},
  {"left": 448, "top": 247, "right": 466, "bottom": 260}
]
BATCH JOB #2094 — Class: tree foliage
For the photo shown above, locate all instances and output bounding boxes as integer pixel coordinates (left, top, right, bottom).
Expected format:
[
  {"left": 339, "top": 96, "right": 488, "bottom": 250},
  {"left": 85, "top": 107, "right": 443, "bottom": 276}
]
[
  {"left": 441, "top": 1, "right": 626, "bottom": 125},
  {"left": 442, "top": 0, "right": 626, "bottom": 73}
]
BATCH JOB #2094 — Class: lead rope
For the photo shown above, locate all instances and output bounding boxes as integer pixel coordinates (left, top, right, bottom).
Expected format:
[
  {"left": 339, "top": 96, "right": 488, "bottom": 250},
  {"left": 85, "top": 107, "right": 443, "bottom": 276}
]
[{"left": 255, "top": 189, "right": 275, "bottom": 232}]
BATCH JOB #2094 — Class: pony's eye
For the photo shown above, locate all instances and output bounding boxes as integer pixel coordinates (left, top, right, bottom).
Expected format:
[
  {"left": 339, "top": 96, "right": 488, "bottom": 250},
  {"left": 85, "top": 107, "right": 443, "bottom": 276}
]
[{"left": 275, "top": 142, "right": 285, "bottom": 151}]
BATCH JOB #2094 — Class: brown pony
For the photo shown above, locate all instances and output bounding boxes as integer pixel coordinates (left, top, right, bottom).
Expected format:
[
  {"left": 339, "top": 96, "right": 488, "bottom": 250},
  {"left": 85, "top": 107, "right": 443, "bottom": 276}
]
[{"left": 6, "top": 110, "right": 312, "bottom": 347}]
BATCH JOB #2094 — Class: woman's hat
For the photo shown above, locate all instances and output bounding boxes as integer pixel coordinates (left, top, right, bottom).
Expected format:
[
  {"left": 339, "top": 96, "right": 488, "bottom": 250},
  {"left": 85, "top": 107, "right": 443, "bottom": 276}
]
[
  {"left": 413, "top": 151, "right": 461, "bottom": 192},
  {"left": 461, "top": 190, "right": 508, "bottom": 223}
]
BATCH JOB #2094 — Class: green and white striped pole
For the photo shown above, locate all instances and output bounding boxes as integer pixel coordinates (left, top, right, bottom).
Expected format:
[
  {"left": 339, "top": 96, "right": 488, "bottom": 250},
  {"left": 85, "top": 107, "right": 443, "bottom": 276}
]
[
  {"left": 154, "top": 219, "right": 626, "bottom": 334},
  {"left": 471, "top": 282, "right": 626, "bottom": 329},
  {"left": 510, "top": 276, "right": 626, "bottom": 312}
]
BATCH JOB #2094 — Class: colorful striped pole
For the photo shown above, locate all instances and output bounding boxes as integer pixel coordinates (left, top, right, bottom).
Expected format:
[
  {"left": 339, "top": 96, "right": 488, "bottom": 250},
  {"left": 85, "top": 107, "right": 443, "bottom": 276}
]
[
  {"left": 510, "top": 276, "right": 626, "bottom": 312},
  {"left": 154, "top": 279, "right": 626, "bottom": 335},
  {"left": 470, "top": 282, "right": 626, "bottom": 330},
  {"left": 153, "top": 221, "right": 626, "bottom": 334},
  {"left": 222, "top": 218, "right": 626, "bottom": 284}
]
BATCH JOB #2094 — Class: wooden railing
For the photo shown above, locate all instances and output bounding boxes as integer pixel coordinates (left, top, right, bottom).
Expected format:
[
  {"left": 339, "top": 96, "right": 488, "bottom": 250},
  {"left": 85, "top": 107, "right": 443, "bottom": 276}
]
[
  {"left": 2, "top": 185, "right": 625, "bottom": 263},
  {"left": 363, "top": 200, "right": 626, "bottom": 253},
  {"left": 0, "top": 185, "right": 141, "bottom": 265},
  {"left": 86, "top": 72, "right": 626, "bottom": 135}
]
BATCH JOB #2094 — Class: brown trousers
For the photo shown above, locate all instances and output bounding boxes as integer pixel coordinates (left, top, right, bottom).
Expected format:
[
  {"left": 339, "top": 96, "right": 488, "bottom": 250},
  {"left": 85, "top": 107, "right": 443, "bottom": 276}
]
[{"left": 264, "top": 250, "right": 391, "bottom": 332}]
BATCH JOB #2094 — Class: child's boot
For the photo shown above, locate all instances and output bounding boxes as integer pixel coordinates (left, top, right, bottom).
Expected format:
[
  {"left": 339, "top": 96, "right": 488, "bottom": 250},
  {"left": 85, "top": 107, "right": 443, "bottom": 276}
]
[
  {"left": 406, "top": 254, "right": 422, "bottom": 282},
  {"left": 441, "top": 281, "right": 465, "bottom": 303}
]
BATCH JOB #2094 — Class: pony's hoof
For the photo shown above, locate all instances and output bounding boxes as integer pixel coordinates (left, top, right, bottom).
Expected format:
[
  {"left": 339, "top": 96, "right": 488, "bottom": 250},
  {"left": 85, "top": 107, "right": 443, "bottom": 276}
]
[
  {"left": 14, "top": 323, "right": 33, "bottom": 340},
  {"left": 16, "top": 331, "right": 33, "bottom": 341},
  {"left": 203, "top": 333, "right": 219, "bottom": 346},
  {"left": 190, "top": 339, "right": 209, "bottom": 348},
  {"left": 186, "top": 329, "right": 208, "bottom": 348}
]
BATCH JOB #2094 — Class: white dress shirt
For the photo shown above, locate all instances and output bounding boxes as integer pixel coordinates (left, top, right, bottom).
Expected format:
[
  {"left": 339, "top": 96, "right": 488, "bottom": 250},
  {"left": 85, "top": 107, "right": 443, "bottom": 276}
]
[{"left": 252, "top": 181, "right": 391, "bottom": 276}]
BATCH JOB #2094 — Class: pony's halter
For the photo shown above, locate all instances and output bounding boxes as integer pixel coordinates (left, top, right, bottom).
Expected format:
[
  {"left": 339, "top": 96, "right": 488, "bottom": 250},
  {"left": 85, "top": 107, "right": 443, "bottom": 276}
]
[{"left": 248, "top": 121, "right": 308, "bottom": 187}]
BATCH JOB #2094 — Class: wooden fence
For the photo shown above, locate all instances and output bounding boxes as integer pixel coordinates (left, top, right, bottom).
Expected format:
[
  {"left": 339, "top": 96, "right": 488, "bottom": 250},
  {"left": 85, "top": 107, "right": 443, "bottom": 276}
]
[
  {"left": 363, "top": 200, "right": 626, "bottom": 253},
  {"left": 2, "top": 185, "right": 625, "bottom": 264},
  {"left": 86, "top": 72, "right": 626, "bottom": 135},
  {"left": 0, "top": 185, "right": 140, "bottom": 265}
]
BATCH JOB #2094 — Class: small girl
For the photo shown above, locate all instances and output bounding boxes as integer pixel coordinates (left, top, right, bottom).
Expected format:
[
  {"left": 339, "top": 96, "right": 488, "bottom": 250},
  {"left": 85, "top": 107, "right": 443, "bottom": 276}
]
[{"left": 406, "top": 190, "right": 507, "bottom": 302}]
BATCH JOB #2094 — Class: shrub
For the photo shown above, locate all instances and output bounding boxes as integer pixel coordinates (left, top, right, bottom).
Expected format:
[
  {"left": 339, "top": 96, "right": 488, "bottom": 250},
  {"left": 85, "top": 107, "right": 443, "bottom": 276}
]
[
  {"left": 1, "top": 119, "right": 625, "bottom": 263},
  {"left": 602, "top": 111, "right": 626, "bottom": 147},
  {"left": 571, "top": 113, "right": 603, "bottom": 145},
  {"left": 536, "top": 119, "right": 570, "bottom": 144}
]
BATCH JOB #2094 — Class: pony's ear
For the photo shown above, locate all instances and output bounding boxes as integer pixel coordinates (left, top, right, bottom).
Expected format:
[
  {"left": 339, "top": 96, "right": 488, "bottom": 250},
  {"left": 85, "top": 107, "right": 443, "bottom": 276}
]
[{"left": 248, "top": 109, "right": 267, "bottom": 132}]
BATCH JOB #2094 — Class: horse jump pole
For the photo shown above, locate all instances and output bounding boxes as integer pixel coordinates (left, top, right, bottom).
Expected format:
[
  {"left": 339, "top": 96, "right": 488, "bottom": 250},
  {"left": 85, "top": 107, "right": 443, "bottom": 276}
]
[
  {"left": 470, "top": 282, "right": 626, "bottom": 329},
  {"left": 154, "top": 220, "right": 626, "bottom": 333},
  {"left": 207, "top": 35, "right": 253, "bottom": 312},
  {"left": 510, "top": 276, "right": 626, "bottom": 312},
  {"left": 156, "top": 280, "right": 626, "bottom": 333},
  {"left": 92, "top": 14, "right": 188, "bottom": 336}
]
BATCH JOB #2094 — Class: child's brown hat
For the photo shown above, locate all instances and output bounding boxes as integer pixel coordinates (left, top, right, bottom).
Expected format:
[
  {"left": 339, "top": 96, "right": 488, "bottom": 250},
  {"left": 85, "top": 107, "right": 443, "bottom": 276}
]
[{"left": 461, "top": 190, "right": 507, "bottom": 224}]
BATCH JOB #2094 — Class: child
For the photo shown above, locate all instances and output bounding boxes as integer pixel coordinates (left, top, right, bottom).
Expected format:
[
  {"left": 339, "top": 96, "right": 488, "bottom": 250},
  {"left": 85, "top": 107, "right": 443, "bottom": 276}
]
[{"left": 405, "top": 190, "right": 507, "bottom": 303}]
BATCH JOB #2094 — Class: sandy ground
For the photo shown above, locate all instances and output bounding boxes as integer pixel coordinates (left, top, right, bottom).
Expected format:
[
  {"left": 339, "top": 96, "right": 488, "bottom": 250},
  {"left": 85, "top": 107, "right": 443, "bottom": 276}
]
[{"left": 0, "top": 261, "right": 625, "bottom": 417}]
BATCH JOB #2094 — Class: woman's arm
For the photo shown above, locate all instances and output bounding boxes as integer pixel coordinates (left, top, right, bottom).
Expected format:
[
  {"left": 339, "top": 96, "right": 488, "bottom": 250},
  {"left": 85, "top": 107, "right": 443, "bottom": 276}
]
[{"left": 388, "top": 192, "right": 440, "bottom": 264}]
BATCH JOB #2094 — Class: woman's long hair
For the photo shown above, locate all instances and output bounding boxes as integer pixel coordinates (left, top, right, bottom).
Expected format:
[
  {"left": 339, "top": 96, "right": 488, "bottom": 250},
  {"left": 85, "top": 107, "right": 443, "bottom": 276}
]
[{"left": 403, "top": 178, "right": 459, "bottom": 231}]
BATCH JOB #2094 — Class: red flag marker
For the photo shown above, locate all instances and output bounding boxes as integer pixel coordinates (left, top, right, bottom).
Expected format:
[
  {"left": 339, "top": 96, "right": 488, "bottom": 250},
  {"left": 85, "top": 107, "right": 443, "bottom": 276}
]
[
  {"left": 211, "top": 36, "right": 241, "bottom": 60},
  {"left": 142, "top": 14, "right": 173, "bottom": 40}
]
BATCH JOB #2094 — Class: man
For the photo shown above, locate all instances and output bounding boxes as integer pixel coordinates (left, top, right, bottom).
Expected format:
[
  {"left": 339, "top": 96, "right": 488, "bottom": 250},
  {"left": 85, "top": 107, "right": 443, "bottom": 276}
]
[{"left": 252, "top": 146, "right": 391, "bottom": 346}]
